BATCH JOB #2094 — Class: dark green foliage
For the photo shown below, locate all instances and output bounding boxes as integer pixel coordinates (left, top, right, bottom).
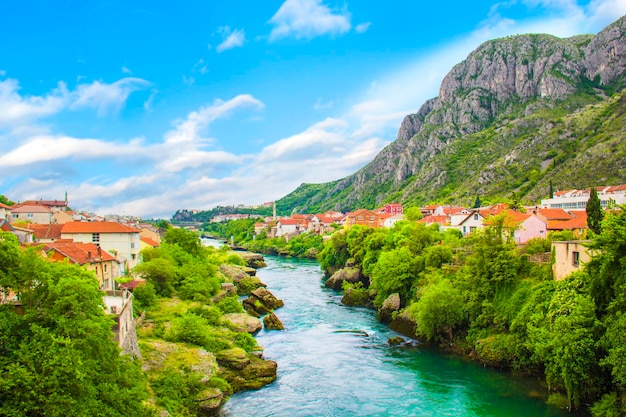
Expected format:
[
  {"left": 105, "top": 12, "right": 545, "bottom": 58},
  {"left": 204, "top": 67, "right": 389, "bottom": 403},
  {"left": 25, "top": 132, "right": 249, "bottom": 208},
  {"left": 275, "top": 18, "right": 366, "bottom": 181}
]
[
  {"left": 316, "top": 207, "right": 626, "bottom": 410},
  {"left": 0, "top": 232, "right": 150, "bottom": 416},
  {"left": 132, "top": 281, "right": 158, "bottom": 309},
  {"left": 587, "top": 187, "right": 604, "bottom": 235},
  {"left": 152, "top": 368, "right": 205, "bottom": 415}
]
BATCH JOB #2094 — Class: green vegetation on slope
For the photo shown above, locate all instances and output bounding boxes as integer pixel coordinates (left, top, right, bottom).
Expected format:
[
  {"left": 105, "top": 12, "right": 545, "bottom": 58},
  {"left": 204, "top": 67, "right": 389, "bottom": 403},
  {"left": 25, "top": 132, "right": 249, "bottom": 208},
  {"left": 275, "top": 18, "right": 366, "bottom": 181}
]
[
  {"left": 318, "top": 212, "right": 626, "bottom": 414},
  {"left": 0, "top": 232, "right": 150, "bottom": 417},
  {"left": 278, "top": 89, "right": 626, "bottom": 213}
]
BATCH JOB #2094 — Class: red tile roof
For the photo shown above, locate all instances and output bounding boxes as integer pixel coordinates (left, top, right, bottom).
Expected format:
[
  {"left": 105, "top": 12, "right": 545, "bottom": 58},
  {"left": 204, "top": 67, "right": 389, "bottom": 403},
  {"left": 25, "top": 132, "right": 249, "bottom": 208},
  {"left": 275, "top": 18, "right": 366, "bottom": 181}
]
[
  {"left": 140, "top": 237, "right": 159, "bottom": 247},
  {"left": 549, "top": 213, "right": 588, "bottom": 230},
  {"left": 419, "top": 215, "right": 449, "bottom": 225},
  {"left": 537, "top": 208, "right": 573, "bottom": 220},
  {"left": 44, "top": 242, "right": 116, "bottom": 264},
  {"left": 0, "top": 202, "right": 12, "bottom": 209},
  {"left": 27, "top": 223, "right": 64, "bottom": 240},
  {"left": 62, "top": 221, "right": 140, "bottom": 234}
]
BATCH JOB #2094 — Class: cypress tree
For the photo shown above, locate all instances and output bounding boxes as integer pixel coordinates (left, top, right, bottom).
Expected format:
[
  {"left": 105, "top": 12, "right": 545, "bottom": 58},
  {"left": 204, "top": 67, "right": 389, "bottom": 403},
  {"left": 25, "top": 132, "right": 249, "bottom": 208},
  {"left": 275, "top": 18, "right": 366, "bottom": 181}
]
[{"left": 586, "top": 187, "right": 603, "bottom": 235}]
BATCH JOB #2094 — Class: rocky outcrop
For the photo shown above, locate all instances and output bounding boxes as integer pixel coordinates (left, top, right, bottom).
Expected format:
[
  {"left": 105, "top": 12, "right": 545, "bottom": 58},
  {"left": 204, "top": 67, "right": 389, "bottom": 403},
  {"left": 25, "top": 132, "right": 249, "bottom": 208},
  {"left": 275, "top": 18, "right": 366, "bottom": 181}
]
[
  {"left": 222, "top": 313, "right": 263, "bottom": 334},
  {"left": 341, "top": 287, "right": 371, "bottom": 307},
  {"left": 242, "top": 288, "right": 284, "bottom": 317},
  {"left": 263, "top": 313, "right": 284, "bottom": 330},
  {"left": 389, "top": 308, "right": 418, "bottom": 340},
  {"left": 235, "top": 251, "right": 267, "bottom": 269},
  {"left": 217, "top": 347, "right": 277, "bottom": 391},
  {"left": 584, "top": 16, "right": 626, "bottom": 87},
  {"left": 324, "top": 267, "right": 361, "bottom": 290},
  {"left": 219, "top": 264, "right": 266, "bottom": 295},
  {"left": 277, "top": 15, "right": 626, "bottom": 214},
  {"left": 378, "top": 293, "right": 401, "bottom": 324}
]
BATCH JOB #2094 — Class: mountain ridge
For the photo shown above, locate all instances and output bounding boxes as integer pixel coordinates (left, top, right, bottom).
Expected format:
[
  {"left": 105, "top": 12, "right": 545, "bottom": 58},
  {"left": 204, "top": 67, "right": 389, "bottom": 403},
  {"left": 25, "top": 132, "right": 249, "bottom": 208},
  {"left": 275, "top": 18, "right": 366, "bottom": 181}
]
[{"left": 276, "top": 16, "right": 626, "bottom": 214}]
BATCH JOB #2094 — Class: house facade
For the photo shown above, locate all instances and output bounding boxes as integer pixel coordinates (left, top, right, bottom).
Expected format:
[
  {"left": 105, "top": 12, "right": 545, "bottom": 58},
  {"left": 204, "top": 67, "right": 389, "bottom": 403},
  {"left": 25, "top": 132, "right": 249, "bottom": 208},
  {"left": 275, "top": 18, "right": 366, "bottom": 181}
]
[
  {"left": 345, "top": 209, "right": 380, "bottom": 228},
  {"left": 44, "top": 242, "right": 120, "bottom": 290},
  {"left": 552, "top": 240, "right": 593, "bottom": 281},
  {"left": 61, "top": 221, "right": 141, "bottom": 272},
  {"left": 10, "top": 204, "right": 54, "bottom": 224}
]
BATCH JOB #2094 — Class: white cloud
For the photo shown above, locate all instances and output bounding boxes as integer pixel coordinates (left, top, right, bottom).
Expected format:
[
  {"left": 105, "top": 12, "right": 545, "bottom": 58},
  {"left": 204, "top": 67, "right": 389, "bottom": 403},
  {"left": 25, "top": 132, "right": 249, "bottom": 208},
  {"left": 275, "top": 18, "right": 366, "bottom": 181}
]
[
  {"left": 268, "top": 0, "right": 351, "bottom": 41},
  {"left": 164, "top": 94, "right": 264, "bottom": 145},
  {"left": 0, "top": 78, "right": 68, "bottom": 126},
  {"left": 0, "top": 135, "right": 144, "bottom": 167},
  {"left": 192, "top": 59, "right": 209, "bottom": 74},
  {"left": 354, "top": 22, "right": 371, "bottom": 33},
  {"left": 314, "top": 97, "right": 334, "bottom": 110},
  {"left": 121, "top": 66, "right": 132, "bottom": 74},
  {"left": 0, "top": 70, "right": 6, "bottom": 77},
  {"left": 70, "top": 77, "right": 151, "bottom": 115},
  {"left": 216, "top": 26, "right": 245, "bottom": 53}
]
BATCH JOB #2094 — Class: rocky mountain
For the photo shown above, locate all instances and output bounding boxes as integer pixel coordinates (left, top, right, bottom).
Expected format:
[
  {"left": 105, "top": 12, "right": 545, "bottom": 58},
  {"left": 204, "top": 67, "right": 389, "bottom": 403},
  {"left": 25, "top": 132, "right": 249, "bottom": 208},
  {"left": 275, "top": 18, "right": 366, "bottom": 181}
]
[{"left": 277, "top": 15, "right": 626, "bottom": 214}]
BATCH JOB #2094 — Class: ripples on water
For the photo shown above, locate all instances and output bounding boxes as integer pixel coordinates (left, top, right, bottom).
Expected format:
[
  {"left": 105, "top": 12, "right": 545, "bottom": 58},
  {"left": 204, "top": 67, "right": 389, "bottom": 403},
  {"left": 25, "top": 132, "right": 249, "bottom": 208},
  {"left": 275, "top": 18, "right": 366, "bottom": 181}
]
[{"left": 221, "top": 256, "right": 582, "bottom": 417}]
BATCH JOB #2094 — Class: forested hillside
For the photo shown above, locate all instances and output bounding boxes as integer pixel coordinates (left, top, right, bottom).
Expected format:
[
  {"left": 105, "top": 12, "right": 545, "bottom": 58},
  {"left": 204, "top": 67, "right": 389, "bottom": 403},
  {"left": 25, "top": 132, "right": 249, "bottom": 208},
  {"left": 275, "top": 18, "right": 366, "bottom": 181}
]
[{"left": 278, "top": 16, "right": 626, "bottom": 213}]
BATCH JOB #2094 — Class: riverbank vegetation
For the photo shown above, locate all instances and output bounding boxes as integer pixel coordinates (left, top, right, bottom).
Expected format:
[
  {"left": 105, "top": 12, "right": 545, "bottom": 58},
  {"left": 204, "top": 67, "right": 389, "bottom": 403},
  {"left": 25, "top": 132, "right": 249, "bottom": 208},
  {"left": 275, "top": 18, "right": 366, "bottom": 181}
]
[
  {"left": 0, "top": 227, "right": 277, "bottom": 417},
  {"left": 317, "top": 211, "right": 626, "bottom": 414},
  {"left": 203, "top": 218, "right": 325, "bottom": 258}
]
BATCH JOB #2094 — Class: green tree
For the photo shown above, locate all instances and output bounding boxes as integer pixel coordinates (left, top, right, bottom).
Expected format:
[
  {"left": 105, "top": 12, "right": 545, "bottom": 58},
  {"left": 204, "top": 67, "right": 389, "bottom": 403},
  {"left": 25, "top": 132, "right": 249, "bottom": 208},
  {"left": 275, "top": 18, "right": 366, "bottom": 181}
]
[
  {"left": 473, "top": 196, "right": 482, "bottom": 208},
  {"left": 164, "top": 227, "right": 205, "bottom": 257},
  {"left": 412, "top": 279, "right": 465, "bottom": 343},
  {"left": 133, "top": 257, "right": 177, "bottom": 296},
  {"left": 0, "top": 233, "right": 149, "bottom": 416},
  {"left": 587, "top": 187, "right": 604, "bottom": 235},
  {"left": 370, "top": 246, "right": 421, "bottom": 306},
  {"left": 404, "top": 206, "right": 423, "bottom": 221}
]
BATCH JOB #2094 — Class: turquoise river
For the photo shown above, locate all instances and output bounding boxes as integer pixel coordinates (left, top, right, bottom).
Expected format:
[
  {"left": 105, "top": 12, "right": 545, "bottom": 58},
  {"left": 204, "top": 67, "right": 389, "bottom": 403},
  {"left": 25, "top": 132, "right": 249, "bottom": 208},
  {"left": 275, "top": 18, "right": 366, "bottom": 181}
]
[{"left": 221, "top": 255, "right": 585, "bottom": 417}]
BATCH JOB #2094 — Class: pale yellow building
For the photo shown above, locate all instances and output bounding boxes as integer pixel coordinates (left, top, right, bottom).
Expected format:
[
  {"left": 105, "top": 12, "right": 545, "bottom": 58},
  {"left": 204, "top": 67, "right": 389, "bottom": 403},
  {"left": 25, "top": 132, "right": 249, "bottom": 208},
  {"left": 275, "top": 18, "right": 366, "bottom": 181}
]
[{"left": 552, "top": 240, "right": 593, "bottom": 281}]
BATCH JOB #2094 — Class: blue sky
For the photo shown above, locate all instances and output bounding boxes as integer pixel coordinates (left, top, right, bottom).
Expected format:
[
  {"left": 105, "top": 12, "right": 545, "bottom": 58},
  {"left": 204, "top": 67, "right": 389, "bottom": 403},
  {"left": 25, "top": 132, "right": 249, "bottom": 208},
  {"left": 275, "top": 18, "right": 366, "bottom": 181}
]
[{"left": 0, "top": 0, "right": 624, "bottom": 218}]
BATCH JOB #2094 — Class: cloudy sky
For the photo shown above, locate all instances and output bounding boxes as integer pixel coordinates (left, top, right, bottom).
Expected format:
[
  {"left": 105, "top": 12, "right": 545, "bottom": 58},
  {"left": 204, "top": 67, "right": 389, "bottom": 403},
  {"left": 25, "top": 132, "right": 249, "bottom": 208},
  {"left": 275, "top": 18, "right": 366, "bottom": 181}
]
[{"left": 0, "top": 1, "right": 624, "bottom": 218}]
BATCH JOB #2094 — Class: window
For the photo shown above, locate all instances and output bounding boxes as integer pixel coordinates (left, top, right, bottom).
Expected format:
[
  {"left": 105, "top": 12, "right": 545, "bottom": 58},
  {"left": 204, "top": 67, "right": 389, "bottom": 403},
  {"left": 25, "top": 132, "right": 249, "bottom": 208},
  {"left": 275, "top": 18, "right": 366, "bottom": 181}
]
[
  {"left": 104, "top": 264, "right": 107, "bottom": 272},
  {"left": 473, "top": 214, "right": 478, "bottom": 220},
  {"left": 130, "top": 242, "right": 135, "bottom": 249},
  {"left": 572, "top": 251, "right": 580, "bottom": 267},
  {"left": 27, "top": 213, "right": 34, "bottom": 218},
  {"left": 92, "top": 233, "right": 100, "bottom": 246}
]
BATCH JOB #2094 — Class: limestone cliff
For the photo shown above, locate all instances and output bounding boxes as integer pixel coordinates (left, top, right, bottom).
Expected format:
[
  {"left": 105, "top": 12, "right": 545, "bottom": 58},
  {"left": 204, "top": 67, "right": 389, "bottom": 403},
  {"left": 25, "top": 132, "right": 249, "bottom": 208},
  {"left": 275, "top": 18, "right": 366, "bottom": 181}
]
[{"left": 277, "top": 15, "right": 626, "bottom": 213}]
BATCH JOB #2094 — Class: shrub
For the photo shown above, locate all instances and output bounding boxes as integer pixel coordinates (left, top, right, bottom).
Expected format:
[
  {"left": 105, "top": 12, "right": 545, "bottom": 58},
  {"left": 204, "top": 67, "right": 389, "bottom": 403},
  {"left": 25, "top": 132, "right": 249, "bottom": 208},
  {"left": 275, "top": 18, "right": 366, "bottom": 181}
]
[{"left": 216, "top": 296, "right": 244, "bottom": 314}]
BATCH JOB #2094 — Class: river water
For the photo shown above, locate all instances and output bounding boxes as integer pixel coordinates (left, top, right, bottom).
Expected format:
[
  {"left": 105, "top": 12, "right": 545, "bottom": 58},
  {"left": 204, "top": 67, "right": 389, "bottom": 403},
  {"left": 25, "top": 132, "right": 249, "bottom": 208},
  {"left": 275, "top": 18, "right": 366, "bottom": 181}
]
[{"left": 221, "top": 255, "right": 579, "bottom": 417}]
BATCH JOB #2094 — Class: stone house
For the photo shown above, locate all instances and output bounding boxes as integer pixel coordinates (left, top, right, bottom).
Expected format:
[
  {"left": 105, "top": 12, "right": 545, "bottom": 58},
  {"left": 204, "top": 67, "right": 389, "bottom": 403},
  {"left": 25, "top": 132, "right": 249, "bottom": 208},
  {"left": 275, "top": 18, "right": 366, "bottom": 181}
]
[{"left": 552, "top": 240, "right": 593, "bottom": 281}]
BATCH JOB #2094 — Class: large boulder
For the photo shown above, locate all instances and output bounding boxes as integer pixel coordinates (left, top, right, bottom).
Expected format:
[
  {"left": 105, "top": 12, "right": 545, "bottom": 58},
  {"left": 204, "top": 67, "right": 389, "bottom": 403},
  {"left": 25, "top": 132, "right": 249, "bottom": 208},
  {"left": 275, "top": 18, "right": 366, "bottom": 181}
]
[
  {"left": 219, "top": 264, "right": 267, "bottom": 295},
  {"left": 195, "top": 388, "right": 223, "bottom": 417},
  {"left": 324, "top": 267, "right": 361, "bottom": 291},
  {"left": 389, "top": 308, "right": 418, "bottom": 339},
  {"left": 249, "top": 288, "right": 284, "bottom": 310},
  {"left": 222, "top": 313, "right": 262, "bottom": 334},
  {"left": 341, "top": 287, "right": 371, "bottom": 307},
  {"left": 216, "top": 347, "right": 250, "bottom": 370},
  {"left": 378, "top": 293, "right": 401, "bottom": 324},
  {"left": 218, "top": 353, "right": 277, "bottom": 392},
  {"left": 235, "top": 251, "right": 267, "bottom": 269},
  {"left": 263, "top": 313, "right": 284, "bottom": 330}
]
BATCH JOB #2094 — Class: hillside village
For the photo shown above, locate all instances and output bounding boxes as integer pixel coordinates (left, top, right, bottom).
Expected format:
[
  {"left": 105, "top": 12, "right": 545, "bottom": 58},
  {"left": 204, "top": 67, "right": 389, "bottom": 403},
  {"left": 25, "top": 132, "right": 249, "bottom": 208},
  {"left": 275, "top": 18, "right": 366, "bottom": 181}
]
[{"left": 0, "top": 184, "right": 624, "bottom": 342}]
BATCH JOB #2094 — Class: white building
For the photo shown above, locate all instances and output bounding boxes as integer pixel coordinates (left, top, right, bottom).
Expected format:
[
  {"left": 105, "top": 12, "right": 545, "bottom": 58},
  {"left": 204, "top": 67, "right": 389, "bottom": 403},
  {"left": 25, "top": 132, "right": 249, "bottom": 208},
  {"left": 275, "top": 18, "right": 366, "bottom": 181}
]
[
  {"left": 61, "top": 221, "right": 141, "bottom": 273},
  {"left": 541, "top": 185, "right": 626, "bottom": 210}
]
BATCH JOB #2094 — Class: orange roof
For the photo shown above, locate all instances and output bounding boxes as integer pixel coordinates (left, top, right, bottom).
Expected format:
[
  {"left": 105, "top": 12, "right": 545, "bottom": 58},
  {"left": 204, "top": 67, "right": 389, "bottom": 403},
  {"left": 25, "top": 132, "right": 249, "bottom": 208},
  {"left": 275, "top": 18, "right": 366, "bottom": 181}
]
[
  {"left": 19, "top": 199, "right": 68, "bottom": 207},
  {"left": 537, "top": 208, "right": 573, "bottom": 220},
  {"left": 0, "top": 202, "right": 12, "bottom": 209},
  {"left": 44, "top": 242, "right": 116, "bottom": 264},
  {"left": 549, "top": 213, "right": 588, "bottom": 230},
  {"left": 27, "top": 223, "right": 64, "bottom": 240},
  {"left": 277, "top": 218, "right": 302, "bottom": 225},
  {"left": 140, "top": 237, "right": 160, "bottom": 247},
  {"left": 419, "top": 215, "right": 448, "bottom": 225},
  {"left": 62, "top": 221, "right": 140, "bottom": 234}
]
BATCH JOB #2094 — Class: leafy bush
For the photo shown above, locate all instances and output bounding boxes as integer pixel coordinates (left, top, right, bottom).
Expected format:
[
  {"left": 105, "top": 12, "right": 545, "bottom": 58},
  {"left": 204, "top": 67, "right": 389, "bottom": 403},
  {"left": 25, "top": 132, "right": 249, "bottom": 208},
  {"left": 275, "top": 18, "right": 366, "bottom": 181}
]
[{"left": 216, "top": 296, "right": 244, "bottom": 314}]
